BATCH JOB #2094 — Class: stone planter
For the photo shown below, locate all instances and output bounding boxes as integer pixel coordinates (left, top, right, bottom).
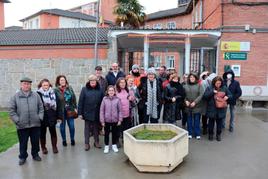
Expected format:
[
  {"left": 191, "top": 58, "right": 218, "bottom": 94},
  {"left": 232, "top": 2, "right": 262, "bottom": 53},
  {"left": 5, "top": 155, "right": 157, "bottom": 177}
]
[{"left": 123, "top": 124, "right": 189, "bottom": 173}]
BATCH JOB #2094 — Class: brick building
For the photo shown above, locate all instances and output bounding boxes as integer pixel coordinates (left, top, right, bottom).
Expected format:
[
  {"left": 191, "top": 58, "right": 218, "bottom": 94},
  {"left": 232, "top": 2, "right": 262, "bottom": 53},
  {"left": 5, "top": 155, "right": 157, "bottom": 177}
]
[
  {"left": 139, "top": 0, "right": 268, "bottom": 104},
  {"left": 0, "top": 0, "right": 268, "bottom": 107},
  {"left": 20, "top": 8, "right": 112, "bottom": 29}
]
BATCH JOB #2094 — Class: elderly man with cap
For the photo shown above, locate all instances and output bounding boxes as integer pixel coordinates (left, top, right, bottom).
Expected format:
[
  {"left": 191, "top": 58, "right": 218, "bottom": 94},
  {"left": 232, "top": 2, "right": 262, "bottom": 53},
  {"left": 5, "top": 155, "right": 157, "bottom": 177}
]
[
  {"left": 78, "top": 75, "right": 104, "bottom": 151},
  {"left": 95, "top": 66, "right": 108, "bottom": 92},
  {"left": 9, "top": 77, "right": 44, "bottom": 165},
  {"left": 105, "top": 63, "right": 125, "bottom": 86},
  {"left": 138, "top": 68, "right": 163, "bottom": 124}
]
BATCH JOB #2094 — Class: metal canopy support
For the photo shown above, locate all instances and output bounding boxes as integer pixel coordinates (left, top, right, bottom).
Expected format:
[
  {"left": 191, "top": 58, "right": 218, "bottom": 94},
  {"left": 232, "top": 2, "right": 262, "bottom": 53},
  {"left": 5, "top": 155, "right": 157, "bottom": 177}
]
[
  {"left": 185, "top": 36, "right": 191, "bottom": 74},
  {"left": 144, "top": 35, "right": 149, "bottom": 70}
]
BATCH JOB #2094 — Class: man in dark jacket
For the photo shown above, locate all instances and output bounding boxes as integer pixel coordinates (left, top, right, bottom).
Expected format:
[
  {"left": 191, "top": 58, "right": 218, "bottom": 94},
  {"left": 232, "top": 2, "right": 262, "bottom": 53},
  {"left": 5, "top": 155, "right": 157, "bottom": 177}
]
[
  {"left": 9, "top": 77, "right": 44, "bottom": 165},
  {"left": 105, "top": 63, "right": 125, "bottom": 86},
  {"left": 222, "top": 70, "right": 242, "bottom": 132}
]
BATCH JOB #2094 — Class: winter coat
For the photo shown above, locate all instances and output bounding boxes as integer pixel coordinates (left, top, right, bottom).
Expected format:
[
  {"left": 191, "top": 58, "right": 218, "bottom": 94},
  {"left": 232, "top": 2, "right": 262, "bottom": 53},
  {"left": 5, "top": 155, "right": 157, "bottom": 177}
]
[
  {"left": 138, "top": 76, "right": 163, "bottom": 118},
  {"left": 105, "top": 71, "right": 125, "bottom": 86},
  {"left": 163, "top": 81, "right": 185, "bottom": 122},
  {"left": 9, "top": 90, "right": 44, "bottom": 129},
  {"left": 203, "top": 85, "right": 232, "bottom": 119},
  {"left": 97, "top": 76, "right": 108, "bottom": 92},
  {"left": 100, "top": 96, "right": 123, "bottom": 124},
  {"left": 183, "top": 83, "right": 204, "bottom": 114},
  {"left": 127, "top": 71, "right": 141, "bottom": 87},
  {"left": 54, "top": 85, "right": 77, "bottom": 120},
  {"left": 116, "top": 89, "right": 132, "bottom": 118},
  {"left": 37, "top": 91, "right": 58, "bottom": 127},
  {"left": 223, "top": 70, "right": 242, "bottom": 105},
  {"left": 78, "top": 83, "right": 104, "bottom": 122}
]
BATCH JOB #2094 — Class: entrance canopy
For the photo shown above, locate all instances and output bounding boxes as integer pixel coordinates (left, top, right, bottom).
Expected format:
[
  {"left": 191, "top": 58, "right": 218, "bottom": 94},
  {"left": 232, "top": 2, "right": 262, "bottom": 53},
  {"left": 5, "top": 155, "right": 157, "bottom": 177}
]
[{"left": 109, "top": 28, "right": 221, "bottom": 74}]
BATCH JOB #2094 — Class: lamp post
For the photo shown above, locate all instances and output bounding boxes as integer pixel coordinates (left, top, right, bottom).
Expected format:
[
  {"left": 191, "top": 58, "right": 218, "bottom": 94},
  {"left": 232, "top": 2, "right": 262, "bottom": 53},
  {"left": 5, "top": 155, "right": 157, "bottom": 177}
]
[{"left": 94, "top": 0, "right": 100, "bottom": 66}]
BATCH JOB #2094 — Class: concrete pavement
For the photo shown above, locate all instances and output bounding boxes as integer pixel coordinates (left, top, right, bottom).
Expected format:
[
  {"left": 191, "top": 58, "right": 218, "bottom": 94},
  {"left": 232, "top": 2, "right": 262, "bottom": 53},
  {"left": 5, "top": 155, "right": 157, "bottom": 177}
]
[{"left": 1, "top": 108, "right": 268, "bottom": 179}]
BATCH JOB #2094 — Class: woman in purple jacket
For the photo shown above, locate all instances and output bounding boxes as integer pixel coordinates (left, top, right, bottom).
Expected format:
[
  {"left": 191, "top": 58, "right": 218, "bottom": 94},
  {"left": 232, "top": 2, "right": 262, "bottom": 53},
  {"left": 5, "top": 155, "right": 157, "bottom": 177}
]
[{"left": 100, "top": 86, "right": 123, "bottom": 154}]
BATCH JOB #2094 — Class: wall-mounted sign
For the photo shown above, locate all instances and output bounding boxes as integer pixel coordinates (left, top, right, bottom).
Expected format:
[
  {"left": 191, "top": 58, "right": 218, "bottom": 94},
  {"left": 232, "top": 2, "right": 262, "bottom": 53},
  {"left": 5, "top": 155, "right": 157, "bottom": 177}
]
[
  {"left": 224, "top": 52, "right": 247, "bottom": 60},
  {"left": 221, "top": 41, "right": 250, "bottom": 51},
  {"left": 231, "top": 65, "right": 241, "bottom": 77}
]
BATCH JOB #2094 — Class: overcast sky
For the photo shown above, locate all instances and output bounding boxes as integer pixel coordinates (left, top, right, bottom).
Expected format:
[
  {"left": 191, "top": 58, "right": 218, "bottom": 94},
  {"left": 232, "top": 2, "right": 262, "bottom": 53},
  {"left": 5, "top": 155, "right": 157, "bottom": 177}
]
[{"left": 4, "top": 0, "right": 177, "bottom": 27}]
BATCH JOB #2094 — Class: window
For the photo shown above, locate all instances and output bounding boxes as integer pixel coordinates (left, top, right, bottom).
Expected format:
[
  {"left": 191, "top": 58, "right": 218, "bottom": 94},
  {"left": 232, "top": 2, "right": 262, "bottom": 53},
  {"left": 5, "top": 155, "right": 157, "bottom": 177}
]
[
  {"left": 154, "top": 56, "right": 162, "bottom": 68},
  {"left": 29, "top": 21, "right": 33, "bottom": 29},
  {"left": 178, "top": 0, "right": 189, "bottom": 6},
  {"left": 167, "top": 21, "right": 176, "bottom": 29},
  {"left": 35, "top": 19, "right": 39, "bottom": 29},
  {"left": 166, "top": 56, "right": 175, "bottom": 68},
  {"left": 153, "top": 23, "right": 162, "bottom": 29}
]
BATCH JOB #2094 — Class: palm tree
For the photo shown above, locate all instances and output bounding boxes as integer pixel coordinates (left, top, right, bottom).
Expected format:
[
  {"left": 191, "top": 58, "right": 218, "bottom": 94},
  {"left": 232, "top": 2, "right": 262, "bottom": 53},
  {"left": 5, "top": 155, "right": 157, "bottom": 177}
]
[{"left": 114, "top": 0, "right": 146, "bottom": 28}]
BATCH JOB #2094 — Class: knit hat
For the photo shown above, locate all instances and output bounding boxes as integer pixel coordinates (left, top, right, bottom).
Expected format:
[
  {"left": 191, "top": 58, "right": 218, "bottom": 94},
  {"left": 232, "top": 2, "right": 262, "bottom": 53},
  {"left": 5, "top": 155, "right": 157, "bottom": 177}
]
[
  {"left": 147, "top": 67, "right": 156, "bottom": 75},
  {"left": 20, "top": 77, "right": 32, "bottom": 83},
  {"left": 88, "top": 75, "right": 98, "bottom": 81},
  {"left": 132, "top": 64, "right": 140, "bottom": 70}
]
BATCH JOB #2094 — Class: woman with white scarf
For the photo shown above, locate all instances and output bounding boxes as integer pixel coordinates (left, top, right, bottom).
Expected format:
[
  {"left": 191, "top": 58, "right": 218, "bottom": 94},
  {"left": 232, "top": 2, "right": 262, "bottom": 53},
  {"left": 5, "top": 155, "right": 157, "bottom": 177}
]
[
  {"left": 138, "top": 68, "right": 162, "bottom": 123},
  {"left": 37, "top": 79, "right": 59, "bottom": 154}
]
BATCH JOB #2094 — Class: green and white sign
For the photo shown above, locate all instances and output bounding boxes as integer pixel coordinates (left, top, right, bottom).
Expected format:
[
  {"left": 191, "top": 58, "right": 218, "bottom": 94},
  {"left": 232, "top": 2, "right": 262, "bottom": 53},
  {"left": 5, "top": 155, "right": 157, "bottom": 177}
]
[{"left": 224, "top": 52, "right": 247, "bottom": 60}]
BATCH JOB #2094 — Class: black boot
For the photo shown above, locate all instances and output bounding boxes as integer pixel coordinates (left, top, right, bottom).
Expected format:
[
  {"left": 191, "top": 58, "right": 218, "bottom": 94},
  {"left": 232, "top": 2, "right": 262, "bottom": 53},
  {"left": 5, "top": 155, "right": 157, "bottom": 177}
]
[
  {"left": 216, "top": 134, "right": 221, "bottom": 141},
  {"left": 208, "top": 134, "right": 213, "bottom": 141}
]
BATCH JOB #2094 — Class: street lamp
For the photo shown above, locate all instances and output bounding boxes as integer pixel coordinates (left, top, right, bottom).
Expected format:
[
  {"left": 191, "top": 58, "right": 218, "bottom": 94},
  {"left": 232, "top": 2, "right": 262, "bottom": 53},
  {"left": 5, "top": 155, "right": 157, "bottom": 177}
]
[{"left": 94, "top": 0, "right": 100, "bottom": 66}]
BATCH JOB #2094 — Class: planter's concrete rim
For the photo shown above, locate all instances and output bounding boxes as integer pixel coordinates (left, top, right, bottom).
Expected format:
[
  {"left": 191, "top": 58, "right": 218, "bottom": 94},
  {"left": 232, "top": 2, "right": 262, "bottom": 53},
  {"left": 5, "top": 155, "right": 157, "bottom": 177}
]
[{"left": 124, "top": 124, "right": 188, "bottom": 143}]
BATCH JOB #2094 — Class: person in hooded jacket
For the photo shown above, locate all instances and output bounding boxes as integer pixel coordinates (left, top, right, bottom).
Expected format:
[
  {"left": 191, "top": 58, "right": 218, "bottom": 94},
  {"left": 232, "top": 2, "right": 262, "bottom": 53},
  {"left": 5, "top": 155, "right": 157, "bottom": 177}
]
[
  {"left": 163, "top": 74, "right": 185, "bottom": 124},
  {"left": 222, "top": 69, "right": 242, "bottom": 132},
  {"left": 78, "top": 75, "right": 104, "bottom": 151}
]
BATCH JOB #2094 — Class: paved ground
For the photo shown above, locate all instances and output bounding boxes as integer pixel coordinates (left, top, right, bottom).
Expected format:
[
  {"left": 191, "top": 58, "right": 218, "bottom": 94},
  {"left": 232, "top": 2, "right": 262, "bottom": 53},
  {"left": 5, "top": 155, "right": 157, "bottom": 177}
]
[{"left": 1, "top": 108, "right": 268, "bottom": 179}]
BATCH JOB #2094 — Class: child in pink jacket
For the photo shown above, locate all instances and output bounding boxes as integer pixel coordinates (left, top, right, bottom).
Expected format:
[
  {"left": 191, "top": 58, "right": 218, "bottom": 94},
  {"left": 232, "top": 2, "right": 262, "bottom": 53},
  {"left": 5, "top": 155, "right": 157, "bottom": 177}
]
[{"left": 100, "top": 85, "right": 123, "bottom": 154}]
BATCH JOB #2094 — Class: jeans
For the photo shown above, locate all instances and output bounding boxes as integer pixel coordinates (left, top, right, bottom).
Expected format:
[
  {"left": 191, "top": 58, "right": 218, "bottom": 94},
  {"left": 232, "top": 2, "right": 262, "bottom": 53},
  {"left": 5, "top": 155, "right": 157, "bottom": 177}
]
[
  {"left": 17, "top": 127, "right": 40, "bottom": 159},
  {"left": 222, "top": 104, "right": 235, "bottom": 129},
  {"left": 208, "top": 117, "right": 223, "bottom": 135},
  {"left": 60, "top": 112, "right": 75, "bottom": 142},
  {"left": 187, "top": 113, "right": 201, "bottom": 137}
]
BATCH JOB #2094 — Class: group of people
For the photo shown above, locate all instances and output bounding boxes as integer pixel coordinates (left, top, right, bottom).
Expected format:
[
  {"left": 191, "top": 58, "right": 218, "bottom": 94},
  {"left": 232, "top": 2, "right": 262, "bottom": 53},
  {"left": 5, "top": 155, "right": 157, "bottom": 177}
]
[{"left": 9, "top": 62, "right": 242, "bottom": 166}]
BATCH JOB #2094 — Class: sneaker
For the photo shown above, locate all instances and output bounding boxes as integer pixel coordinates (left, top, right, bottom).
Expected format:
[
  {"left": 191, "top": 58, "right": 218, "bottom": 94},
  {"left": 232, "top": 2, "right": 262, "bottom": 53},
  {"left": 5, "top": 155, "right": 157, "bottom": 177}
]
[
  {"left": 112, "top": 144, "right": 119, "bottom": 153},
  {"left": 19, "top": 158, "right": 26, "bottom": 166},
  {"left": 196, "top": 136, "right": 201, "bottom": 140},
  {"left": 71, "top": 140, "right": 75, "bottom": 146},
  {"left": 104, "top": 145, "right": 109, "bottom": 154},
  {"left": 188, "top": 135, "right": 192, "bottom": 139},
  {"left": 33, "top": 155, "right": 42, "bottom": 162}
]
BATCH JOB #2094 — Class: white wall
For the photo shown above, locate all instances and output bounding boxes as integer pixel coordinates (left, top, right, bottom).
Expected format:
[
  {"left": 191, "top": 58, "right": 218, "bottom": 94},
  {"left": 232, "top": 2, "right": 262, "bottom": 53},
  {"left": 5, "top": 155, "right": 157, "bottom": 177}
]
[
  {"left": 59, "top": 16, "right": 96, "bottom": 28},
  {"left": 23, "top": 16, "right": 40, "bottom": 29}
]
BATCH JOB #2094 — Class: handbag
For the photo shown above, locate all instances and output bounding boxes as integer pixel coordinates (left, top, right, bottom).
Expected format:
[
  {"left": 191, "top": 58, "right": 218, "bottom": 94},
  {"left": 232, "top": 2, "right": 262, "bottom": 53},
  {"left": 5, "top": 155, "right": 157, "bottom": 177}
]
[
  {"left": 66, "top": 110, "right": 78, "bottom": 119},
  {"left": 214, "top": 91, "right": 227, "bottom": 108}
]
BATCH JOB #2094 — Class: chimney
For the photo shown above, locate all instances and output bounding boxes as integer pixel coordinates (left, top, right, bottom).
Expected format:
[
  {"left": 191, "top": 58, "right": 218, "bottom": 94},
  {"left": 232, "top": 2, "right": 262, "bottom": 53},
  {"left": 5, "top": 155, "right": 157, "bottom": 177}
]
[{"left": 0, "top": 0, "right": 11, "bottom": 30}]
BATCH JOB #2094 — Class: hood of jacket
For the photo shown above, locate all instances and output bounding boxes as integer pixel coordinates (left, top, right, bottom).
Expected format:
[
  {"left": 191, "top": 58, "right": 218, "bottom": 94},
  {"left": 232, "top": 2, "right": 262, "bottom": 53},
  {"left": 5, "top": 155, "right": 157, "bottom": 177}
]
[{"left": 223, "top": 69, "right": 235, "bottom": 81}]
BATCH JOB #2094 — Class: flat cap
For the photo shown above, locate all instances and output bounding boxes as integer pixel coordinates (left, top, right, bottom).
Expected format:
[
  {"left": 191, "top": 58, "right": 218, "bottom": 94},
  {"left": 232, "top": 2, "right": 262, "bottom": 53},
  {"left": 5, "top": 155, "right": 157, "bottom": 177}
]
[{"left": 20, "top": 77, "right": 32, "bottom": 83}]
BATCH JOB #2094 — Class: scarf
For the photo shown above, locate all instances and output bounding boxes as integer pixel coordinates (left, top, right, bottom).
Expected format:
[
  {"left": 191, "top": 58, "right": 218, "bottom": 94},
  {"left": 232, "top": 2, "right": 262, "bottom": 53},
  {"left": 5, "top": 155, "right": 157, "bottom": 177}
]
[
  {"left": 146, "top": 79, "right": 158, "bottom": 119},
  {"left": 227, "top": 79, "right": 231, "bottom": 87},
  {"left": 38, "top": 87, "right": 57, "bottom": 110}
]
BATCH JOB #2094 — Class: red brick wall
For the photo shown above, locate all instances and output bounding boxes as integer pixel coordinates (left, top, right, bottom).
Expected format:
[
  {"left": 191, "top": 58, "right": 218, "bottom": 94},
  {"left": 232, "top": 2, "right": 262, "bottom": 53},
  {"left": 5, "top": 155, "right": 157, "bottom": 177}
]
[
  {"left": 145, "top": 13, "right": 192, "bottom": 29},
  {"left": 40, "top": 14, "right": 59, "bottom": 29},
  {"left": 0, "top": 2, "right": 4, "bottom": 30},
  {"left": 201, "top": 0, "right": 222, "bottom": 29},
  {"left": 100, "top": 0, "right": 117, "bottom": 22},
  {"left": 219, "top": 32, "right": 268, "bottom": 86},
  {"left": 223, "top": 2, "right": 268, "bottom": 28},
  {"left": 0, "top": 45, "right": 108, "bottom": 59}
]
